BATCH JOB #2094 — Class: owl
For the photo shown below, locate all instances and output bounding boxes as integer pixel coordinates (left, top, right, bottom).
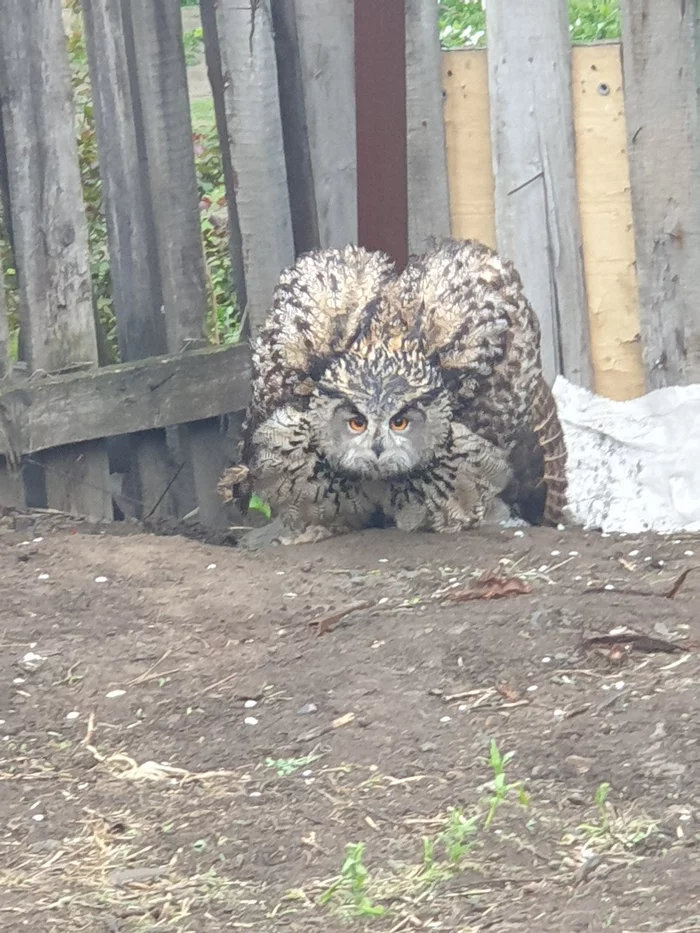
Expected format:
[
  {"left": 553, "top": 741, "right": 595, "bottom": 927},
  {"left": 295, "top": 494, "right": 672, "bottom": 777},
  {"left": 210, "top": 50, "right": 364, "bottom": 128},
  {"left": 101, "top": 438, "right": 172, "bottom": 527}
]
[{"left": 220, "top": 238, "right": 567, "bottom": 547}]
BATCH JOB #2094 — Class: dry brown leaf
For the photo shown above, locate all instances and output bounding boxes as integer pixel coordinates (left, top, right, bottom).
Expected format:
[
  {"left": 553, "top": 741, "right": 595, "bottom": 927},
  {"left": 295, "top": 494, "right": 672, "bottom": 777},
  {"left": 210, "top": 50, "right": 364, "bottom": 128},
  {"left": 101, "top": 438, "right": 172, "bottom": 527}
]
[
  {"left": 496, "top": 683, "right": 519, "bottom": 702},
  {"left": 447, "top": 574, "right": 532, "bottom": 602}
]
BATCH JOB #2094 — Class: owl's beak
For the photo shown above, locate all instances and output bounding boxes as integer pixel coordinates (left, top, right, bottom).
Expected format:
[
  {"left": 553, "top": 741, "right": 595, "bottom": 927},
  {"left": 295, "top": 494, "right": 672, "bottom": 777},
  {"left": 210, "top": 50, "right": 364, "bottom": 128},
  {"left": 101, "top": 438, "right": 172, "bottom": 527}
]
[{"left": 371, "top": 436, "right": 385, "bottom": 457}]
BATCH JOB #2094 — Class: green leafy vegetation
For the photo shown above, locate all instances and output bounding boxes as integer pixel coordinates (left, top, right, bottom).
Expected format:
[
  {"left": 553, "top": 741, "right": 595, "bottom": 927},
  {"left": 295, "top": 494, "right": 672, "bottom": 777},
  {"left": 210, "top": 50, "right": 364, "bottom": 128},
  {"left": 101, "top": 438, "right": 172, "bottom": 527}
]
[
  {"left": 317, "top": 740, "right": 529, "bottom": 920},
  {"left": 439, "top": 0, "right": 620, "bottom": 49}
]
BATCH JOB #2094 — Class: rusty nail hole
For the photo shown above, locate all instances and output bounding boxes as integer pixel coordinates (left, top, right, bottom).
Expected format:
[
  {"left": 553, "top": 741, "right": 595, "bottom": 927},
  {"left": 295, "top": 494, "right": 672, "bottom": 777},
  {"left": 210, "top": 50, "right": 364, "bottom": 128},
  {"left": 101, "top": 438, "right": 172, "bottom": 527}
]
[{"left": 597, "top": 82, "right": 610, "bottom": 96}]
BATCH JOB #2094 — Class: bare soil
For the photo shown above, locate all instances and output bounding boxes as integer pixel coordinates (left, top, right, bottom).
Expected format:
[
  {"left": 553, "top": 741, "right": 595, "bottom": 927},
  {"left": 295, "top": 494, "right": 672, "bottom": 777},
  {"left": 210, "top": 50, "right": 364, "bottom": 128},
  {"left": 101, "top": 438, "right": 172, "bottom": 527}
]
[{"left": 2, "top": 512, "right": 700, "bottom": 932}]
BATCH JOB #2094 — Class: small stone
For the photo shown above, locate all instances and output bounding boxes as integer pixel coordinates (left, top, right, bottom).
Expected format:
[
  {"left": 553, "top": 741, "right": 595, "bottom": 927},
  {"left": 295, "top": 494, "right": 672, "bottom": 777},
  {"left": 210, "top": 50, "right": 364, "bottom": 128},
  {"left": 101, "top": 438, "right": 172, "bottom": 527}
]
[
  {"left": 243, "top": 699, "right": 257, "bottom": 709},
  {"left": 38, "top": 573, "right": 49, "bottom": 581},
  {"left": 94, "top": 576, "right": 108, "bottom": 584},
  {"left": 297, "top": 702, "right": 318, "bottom": 715},
  {"left": 206, "top": 563, "right": 217, "bottom": 571},
  {"left": 66, "top": 711, "right": 80, "bottom": 721},
  {"left": 420, "top": 742, "right": 437, "bottom": 752},
  {"left": 458, "top": 704, "right": 467, "bottom": 712},
  {"left": 541, "top": 656, "right": 552, "bottom": 664},
  {"left": 550, "top": 550, "right": 561, "bottom": 557},
  {"left": 604, "top": 583, "right": 615, "bottom": 590},
  {"left": 244, "top": 716, "right": 259, "bottom": 726},
  {"left": 526, "top": 685, "right": 538, "bottom": 692},
  {"left": 377, "top": 558, "right": 389, "bottom": 563},
  {"left": 514, "top": 530, "right": 525, "bottom": 538},
  {"left": 18, "top": 651, "right": 45, "bottom": 673},
  {"left": 439, "top": 715, "right": 451, "bottom": 723},
  {"left": 629, "top": 549, "right": 640, "bottom": 557},
  {"left": 568, "top": 551, "right": 579, "bottom": 557},
  {"left": 685, "top": 550, "right": 695, "bottom": 557},
  {"left": 32, "top": 813, "right": 45, "bottom": 822},
  {"left": 105, "top": 689, "right": 126, "bottom": 699}
]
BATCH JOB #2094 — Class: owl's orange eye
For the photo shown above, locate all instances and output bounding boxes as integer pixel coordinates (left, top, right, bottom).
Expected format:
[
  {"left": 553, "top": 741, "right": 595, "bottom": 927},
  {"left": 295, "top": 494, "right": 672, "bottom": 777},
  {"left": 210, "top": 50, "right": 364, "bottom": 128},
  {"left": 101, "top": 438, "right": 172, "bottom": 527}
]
[
  {"left": 348, "top": 415, "right": 367, "bottom": 433},
  {"left": 390, "top": 415, "right": 409, "bottom": 432}
]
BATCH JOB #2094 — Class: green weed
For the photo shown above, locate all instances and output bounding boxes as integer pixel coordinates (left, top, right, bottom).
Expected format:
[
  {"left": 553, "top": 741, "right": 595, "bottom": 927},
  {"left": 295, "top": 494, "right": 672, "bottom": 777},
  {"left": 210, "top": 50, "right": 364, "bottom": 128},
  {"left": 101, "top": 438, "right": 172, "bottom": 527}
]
[
  {"left": 318, "top": 842, "right": 387, "bottom": 919},
  {"left": 483, "top": 739, "right": 529, "bottom": 829},
  {"left": 265, "top": 754, "right": 320, "bottom": 777}
]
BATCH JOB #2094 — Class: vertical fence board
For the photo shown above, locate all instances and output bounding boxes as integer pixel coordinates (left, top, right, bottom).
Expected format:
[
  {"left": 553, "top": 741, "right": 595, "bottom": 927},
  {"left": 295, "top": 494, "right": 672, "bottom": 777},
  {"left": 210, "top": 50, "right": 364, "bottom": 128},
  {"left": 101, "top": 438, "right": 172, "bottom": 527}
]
[
  {"left": 200, "top": 0, "right": 247, "bottom": 312},
  {"left": 281, "top": 0, "right": 357, "bottom": 250},
  {"left": 0, "top": 246, "right": 23, "bottom": 508},
  {"left": 216, "top": 0, "right": 295, "bottom": 334},
  {"left": 271, "top": 0, "right": 320, "bottom": 255},
  {"left": 405, "top": 0, "right": 451, "bottom": 254},
  {"left": 81, "top": 0, "right": 162, "bottom": 361},
  {"left": 0, "top": 0, "right": 111, "bottom": 519},
  {"left": 355, "top": 0, "right": 408, "bottom": 268},
  {"left": 83, "top": 0, "right": 184, "bottom": 523},
  {"left": 619, "top": 0, "right": 700, "bottom": 389},
  {"left": 128, "top": 0, "right": 232, "bottom": 526},
  {"left": 571, "top": 44, "right": 644, "bottom": 401},
  {"left": 486, "top": 0, "right": 592, "bottom": 387}
]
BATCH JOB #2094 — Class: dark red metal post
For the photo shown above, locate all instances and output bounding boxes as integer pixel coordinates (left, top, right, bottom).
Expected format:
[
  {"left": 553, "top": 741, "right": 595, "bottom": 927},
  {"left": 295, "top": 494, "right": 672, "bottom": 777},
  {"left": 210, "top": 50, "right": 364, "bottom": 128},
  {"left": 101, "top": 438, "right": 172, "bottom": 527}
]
[{"left": 354, "top": 0, "right": 408, "bottom": 269}]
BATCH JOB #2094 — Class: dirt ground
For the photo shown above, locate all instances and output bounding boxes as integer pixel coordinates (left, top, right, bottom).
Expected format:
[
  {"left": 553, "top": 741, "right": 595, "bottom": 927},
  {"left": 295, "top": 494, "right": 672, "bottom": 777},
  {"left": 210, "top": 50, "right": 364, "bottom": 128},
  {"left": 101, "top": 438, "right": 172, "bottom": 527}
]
[{"left": 2, "top": 511, "right": 700, "bottom": 933}]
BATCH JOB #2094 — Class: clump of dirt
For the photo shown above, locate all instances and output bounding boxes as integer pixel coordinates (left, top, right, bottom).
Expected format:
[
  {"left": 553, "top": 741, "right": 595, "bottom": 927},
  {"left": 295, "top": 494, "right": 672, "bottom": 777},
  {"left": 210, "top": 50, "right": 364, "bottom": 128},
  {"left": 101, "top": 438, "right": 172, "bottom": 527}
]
[{"left": 1, "top": 513, "right": 699, "bottom": 931}]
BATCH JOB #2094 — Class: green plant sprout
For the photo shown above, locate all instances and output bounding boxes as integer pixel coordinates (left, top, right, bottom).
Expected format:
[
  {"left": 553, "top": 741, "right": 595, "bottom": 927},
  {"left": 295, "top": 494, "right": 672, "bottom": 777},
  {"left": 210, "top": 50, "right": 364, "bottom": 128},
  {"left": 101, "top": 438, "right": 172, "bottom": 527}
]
[
  {"left": 483, "top": 738, "right": 530, "bottom": 829},
  {"left": 265, "top": 754, "right": 320, "bottom": 777},
  {"left": 318, "top": 842, "right": 386, "bottom": 919}
]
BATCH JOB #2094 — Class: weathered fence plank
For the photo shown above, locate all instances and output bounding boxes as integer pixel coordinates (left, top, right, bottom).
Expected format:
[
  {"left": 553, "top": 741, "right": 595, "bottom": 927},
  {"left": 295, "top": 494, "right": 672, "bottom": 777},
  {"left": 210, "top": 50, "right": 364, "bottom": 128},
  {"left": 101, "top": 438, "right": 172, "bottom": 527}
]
[
  {"left": 81, "top": 0, "right": 162, "bottom": 361},
  {"left": 128, "top": 0, "right": 230, "bottom": 523},
  {"left": 0, "top": 245, "right": 24, "bottom": 508},
  {"left": 275, "top": 0, "right": 357, "bottom": 251},
  {"left": 83, "top": 0, "right": 178, "bottom": 522},
  {"left": 199, "top": 0, "right": 247, "bottom": 313},
  {"left": 216, "top": 0, "right": 295, "bottom": 333},
  {"left": 0, "top": 0, "right": 111, "bottom": 518},
  {"left": 619, "top": 0, "right": 700, "bottom": 389},
  {"left": 405, "top": 0, "right": 451, "bottom": 254},
  {"left": 486, "top": 0, "right": 592, "bottom": 387},
  {"left": 271, "top": 0, "right": 320, "bottom": 255},
  {"left": 355, "top": 0, "right": 408, "bottom": 268},
  {"left": 0, "top": 343, "right": 251, "bottom": 459}
]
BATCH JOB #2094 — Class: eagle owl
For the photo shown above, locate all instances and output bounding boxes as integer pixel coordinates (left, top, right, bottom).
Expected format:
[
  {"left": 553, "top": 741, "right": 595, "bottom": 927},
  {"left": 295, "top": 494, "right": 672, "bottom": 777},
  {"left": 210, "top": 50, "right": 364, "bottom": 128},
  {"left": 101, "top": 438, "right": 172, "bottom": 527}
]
[{"left": 221, "top": 238, "right": 567, "bottom": 546}]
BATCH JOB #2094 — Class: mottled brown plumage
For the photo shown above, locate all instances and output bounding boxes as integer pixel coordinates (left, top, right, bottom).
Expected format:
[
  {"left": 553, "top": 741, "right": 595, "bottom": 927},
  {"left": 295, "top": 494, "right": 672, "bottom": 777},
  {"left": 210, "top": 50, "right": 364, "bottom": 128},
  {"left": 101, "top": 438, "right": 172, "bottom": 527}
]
[{"left": 223, "top": 238, "right": 567, "bottom": 545}]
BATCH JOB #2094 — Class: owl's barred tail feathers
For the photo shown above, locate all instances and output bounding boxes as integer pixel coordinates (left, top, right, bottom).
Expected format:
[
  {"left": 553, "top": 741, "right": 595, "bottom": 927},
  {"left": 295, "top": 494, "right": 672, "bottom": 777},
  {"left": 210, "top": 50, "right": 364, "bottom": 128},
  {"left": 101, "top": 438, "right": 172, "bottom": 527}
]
[{"left": 530, "top": 374, "right": 568, "bottom": 526}]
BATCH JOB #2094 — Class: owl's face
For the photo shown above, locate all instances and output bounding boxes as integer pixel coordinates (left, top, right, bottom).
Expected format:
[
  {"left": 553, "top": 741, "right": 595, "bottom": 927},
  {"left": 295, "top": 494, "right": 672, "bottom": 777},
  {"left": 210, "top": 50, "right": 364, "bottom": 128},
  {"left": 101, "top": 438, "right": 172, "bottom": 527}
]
[{"left": 308, "top": 346, "right": 452, "bottom": 479}]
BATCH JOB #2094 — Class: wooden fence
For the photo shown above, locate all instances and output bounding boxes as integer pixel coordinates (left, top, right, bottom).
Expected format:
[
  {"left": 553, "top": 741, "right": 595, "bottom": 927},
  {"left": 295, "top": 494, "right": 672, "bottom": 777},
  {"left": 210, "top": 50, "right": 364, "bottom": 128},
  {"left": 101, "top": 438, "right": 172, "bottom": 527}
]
[{"left": 0, "top": 0, "right": 698, "bottom": 526}]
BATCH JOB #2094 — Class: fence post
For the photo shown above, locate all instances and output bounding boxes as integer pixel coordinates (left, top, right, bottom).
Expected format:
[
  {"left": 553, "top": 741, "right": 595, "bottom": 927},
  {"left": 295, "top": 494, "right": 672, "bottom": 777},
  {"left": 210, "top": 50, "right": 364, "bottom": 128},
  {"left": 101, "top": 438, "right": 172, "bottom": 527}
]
[
  {"left": 215, "top": 0, "right": 295, "bottom": 335},
  {"left": 619, "top": 0, "right": 700, "bottom": 388},
  {"left": 0, "top": 0, "right": 111, "bottom": 519},
  {"left": 274, "top": 0, "right": 357, "bottom": 252},
  {"left": 354, "top": 0, "right": 408, "bottom": 269},
  {"left": 405, "top": 0, "right": 451, "bottom": 255},
  {"left": 486, "top": 0, "right": 592, "bottom": 388},
  {"left": 125, "top": 0, "right": 234, "bottom": 527}
]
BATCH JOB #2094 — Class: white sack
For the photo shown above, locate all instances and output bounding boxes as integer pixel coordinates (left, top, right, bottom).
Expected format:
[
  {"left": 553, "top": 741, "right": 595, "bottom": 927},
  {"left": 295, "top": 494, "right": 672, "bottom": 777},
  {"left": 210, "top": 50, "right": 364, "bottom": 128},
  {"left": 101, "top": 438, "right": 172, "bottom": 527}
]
[{"left": 552, "top": 376, "right": 700, "bottom": 534}]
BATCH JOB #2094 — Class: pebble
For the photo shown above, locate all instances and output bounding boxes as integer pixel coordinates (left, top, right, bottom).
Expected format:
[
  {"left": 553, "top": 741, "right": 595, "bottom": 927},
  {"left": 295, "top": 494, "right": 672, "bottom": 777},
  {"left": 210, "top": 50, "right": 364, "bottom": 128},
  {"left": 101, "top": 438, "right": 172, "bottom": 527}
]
[
  {"left": 297, "top": 702, "right": 318, "bottom": 715},
  {"left": 604, "top": 583, "right": 615, "bottom": 590},
  {"left": 550, "top": 550, "right": 561, "bottom": 557},
  {"left": 105, "top": 689, "right": 125, "bottom": 699},
  {"left": 420, "top": 742, "right": 437, "bottom": 752},
  {"left": 37, "top": 573, "right": 49, "bottom": 581},
  {"left": 244, "top": 716, "right": 259, "bottom": 726},
  {"left": 439, "top": 715, "right": 451, "bottom": 723},
  {"left": 685, "top": 550, "right": 695, "bottom": 557},
  {"left": 94, "top": 576, "right": 108, "bottom": 584},
  {"left": 206, "top": 563, "right": 217, "bottom": 571},
  {"left": 66, "top": 711, "right": 80, "bottom": 721},
  {"left": 513, "top": 530, "right": 525, "bottom": 538},
  {"left": 32, "top": 814, "right": 45, "bottom": 822},
  {"left": 541, "top": 657, "right": 552, "bottom": 664},
  {"left": 243, "top": 699, "right": 258, "bottom": 709}
]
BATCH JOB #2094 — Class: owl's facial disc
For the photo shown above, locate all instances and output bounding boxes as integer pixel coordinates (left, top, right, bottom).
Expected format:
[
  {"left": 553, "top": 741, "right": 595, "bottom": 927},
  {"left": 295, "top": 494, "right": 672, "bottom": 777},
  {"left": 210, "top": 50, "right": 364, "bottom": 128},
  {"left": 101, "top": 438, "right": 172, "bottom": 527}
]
[{"left": 313, "top": 396, "right": 449, "bottom": 479}]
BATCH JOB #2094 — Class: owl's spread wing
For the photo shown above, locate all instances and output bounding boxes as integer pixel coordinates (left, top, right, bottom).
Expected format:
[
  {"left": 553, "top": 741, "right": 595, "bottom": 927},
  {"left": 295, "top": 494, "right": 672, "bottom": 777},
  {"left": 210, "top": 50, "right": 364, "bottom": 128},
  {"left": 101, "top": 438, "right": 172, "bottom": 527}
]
[
  {"left": 249, "top": 245, "right": 396, "bottom": 426},
  {"left": 390, "top": 238, "right": 566, "bottom": 525}
]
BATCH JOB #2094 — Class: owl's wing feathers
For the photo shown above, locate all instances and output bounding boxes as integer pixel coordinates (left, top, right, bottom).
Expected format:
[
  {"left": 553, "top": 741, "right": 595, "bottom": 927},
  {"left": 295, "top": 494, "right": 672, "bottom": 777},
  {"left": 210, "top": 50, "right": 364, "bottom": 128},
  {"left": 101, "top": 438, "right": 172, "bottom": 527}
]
[
  {"left": 391, "top": 238, "right": 566, "bottom": 525},
  {"left": 249, "top": 245, "right": 396, "bottom": 426}
]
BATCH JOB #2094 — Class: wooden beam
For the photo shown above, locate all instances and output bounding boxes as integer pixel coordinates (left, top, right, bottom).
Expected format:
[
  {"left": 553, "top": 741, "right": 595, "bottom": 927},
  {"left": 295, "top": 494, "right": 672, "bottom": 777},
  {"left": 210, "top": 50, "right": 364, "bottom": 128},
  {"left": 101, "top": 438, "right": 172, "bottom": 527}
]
[
  {"left": 486, "top": 0, "right": 592, "bottom": 388},
  {"left": 277, "top": 0, "right": 357, "bottom": 250},
  {"left": 354, "top": 0, "right": 408, "bottom": 269},
  {"left": 0, "top": 343, "right": 252, "bottom": 459},
  {"left": 215, "top": 0, "right": 295, "bottom": 334},
  {"left": 619, "top": 0, "right": 700, "bottom": 388},
  {"left": 405, "top": 0, "right": 451, "bottom": 254},
  {"left": 0, "top": 0, "right": 111, "bottom": 518},
  {"left": 81, "top": 0, "right": 163, "bottom": 360}
]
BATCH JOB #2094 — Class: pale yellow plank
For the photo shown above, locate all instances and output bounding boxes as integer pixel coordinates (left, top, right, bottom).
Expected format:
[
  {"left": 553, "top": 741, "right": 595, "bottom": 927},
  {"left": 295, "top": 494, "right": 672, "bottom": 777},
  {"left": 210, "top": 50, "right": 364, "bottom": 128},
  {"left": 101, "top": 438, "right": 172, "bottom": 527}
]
[
  {"left": 441, "top": 44, "right": 644, "bottom": 401},
  {"left": 571, "top": 44, "right": 645, "bottom": 400},
  {"left": 442, "top": 50, "right": 496, "bottom": 249}
]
